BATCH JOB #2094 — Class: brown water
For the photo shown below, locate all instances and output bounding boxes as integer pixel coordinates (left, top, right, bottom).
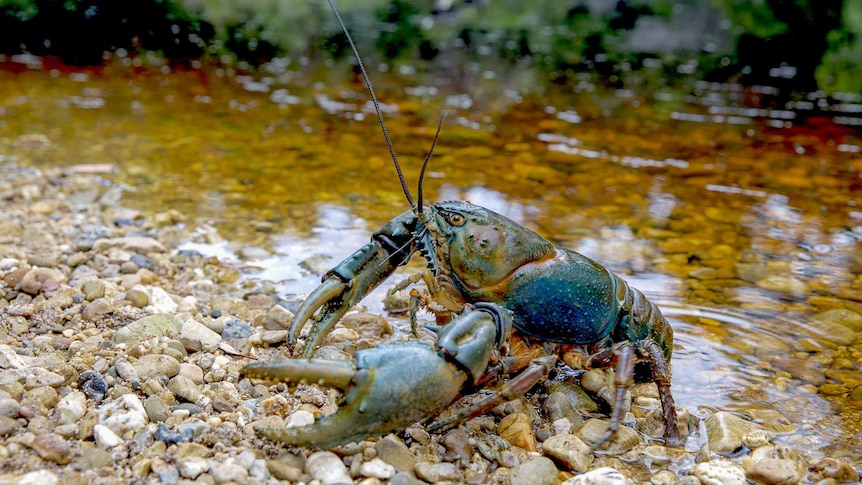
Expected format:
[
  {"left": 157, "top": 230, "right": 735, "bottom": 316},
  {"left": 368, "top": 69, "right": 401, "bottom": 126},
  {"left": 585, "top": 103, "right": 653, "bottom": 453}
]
[{"left": 1, "top": 54, "right": 861, "bottom": 465}]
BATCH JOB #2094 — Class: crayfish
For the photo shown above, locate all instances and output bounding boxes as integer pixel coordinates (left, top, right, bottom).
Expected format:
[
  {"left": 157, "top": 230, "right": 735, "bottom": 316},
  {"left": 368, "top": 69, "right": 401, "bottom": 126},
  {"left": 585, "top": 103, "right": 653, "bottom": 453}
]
[{"left": 242, "top": 0, "right": 683, "bottom": 450}]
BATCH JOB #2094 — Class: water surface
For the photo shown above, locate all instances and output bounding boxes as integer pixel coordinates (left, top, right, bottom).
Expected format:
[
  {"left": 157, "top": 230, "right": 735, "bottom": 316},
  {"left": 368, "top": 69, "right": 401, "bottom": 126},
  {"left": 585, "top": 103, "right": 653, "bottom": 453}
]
[{"left": 1, "top": 54, "right": 860, "bottom": 463}]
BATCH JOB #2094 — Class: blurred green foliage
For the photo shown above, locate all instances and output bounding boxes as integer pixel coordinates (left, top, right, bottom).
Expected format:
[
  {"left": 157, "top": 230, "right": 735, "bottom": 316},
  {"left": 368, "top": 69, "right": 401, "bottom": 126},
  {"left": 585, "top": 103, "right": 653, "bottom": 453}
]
[{"left": 1, "top": 0, "right": 860, "bottom": 94}]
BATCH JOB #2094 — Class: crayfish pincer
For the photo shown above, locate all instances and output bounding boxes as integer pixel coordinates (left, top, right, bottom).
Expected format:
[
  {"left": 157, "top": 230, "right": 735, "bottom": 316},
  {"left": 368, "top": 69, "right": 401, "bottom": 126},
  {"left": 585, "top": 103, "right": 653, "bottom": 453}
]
[
  {"left": 242, "top": 0, "right": 684, "bottom": 450},
  {"left": 242, "top": 303, "right": 525, "bottom": 448}
]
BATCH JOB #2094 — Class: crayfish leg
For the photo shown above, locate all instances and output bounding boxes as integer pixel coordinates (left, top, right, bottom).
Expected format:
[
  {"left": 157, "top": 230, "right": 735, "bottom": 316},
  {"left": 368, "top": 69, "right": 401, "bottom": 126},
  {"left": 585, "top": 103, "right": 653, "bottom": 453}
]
[
  {"left": 428, "top": 354, "right": 557, "bottom": 433},
  {"left": 638, "top": 339, "right": 682, "bottom": 446}
]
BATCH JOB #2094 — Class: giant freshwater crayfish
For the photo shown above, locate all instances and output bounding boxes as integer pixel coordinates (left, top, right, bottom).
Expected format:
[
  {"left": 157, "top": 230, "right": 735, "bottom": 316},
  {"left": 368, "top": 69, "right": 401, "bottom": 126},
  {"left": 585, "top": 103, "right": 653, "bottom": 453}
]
[{"left": 242, "top": 0, "right": 683, "bottom": 450}]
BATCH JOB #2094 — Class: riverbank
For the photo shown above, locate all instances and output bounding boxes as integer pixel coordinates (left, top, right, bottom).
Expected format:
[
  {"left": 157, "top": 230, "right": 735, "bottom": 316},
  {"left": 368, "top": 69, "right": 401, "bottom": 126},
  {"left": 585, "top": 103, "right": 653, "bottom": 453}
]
[{"left": 0, "top": 162, "right": 859, "bottom": 484}]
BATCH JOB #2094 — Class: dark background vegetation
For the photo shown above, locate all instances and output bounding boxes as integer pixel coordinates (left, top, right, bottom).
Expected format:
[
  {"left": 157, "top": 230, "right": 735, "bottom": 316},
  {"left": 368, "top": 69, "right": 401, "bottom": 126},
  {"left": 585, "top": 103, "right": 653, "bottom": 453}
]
[{"left": 0, "top": 0, "right": 859, "bottom": 94}]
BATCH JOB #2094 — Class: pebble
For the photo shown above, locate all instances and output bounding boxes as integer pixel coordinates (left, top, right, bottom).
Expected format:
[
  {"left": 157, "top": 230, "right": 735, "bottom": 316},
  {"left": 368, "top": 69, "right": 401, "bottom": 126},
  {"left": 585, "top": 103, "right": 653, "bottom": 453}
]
[
  {"left": 179, "top": 318, "right": 223, "bottom": 352},
  {"left": 562, "top": 467, "right": 629, "bottom": 485},
  {"left": 81, "top": 280, "right": 106, "bottom": 301},
  {"left": 306, "top": 451, "right": 353, "bottom": 485},
  {"left": 78, "top": 371, "right": 108, "bottom": 401},
  {"left": 19, "top": 267, "right": 68, "bottom": 295},
  {"left": 360, "top": 458, "right": 396, "bottom": 479},
  {"left": 808, "top": 457, "right": 860, "bottom": 483},
  {"left": 25, "top": 368, "right": 65, "bottom": 388},
  {"left": 542, "top": 433, "right": 593, "bottom": 472},
  {"left": 575, "top": 418, "right": 641, "bottom": 454},
  {"left": 30, "top": 433, "right": 73, "bottom": 464},
  {"left": 113, "top": 314, "right": 183, "bottom": 345},
  {"left": 93, "top": 423, "right": 122, "bottom": 448},
  {"left": 82, "top": 297, "right": 114, "bottom": 320},
  {"left": 0, "top": 415, "right": 20, "bottom": 435},
  {"left": 53, "top": 390, "right": 86, "bottom": 425},
  {"left": 177, "top": 456, "right": 211, "bottom": 479},
  {"left": 508, "top": 456, "right": 560, "bottom": 485},
  {"left": 692, "top": 459, "right": 747, "bottom": 485},
  {"left": 133, "top": 354, "right": 180, "bottom": 380},
  {"left": 0, "top": 398, "right": 19, "bottom": 417},
  {"left": 168, "top": 375, "right": 201, "bottom": 402},
  {"left": 98, "top": 393, "right": 149, "bottom": 435},
  {"left": 498, "top": 412, "right": 536, "bottom": 451},
  {"left": 126, "top": 286, "right": 149, "bottom": 307},
  {"left": 415, "top": 462, "right": 462, "bottom": 482},
  {"left": 443, "top": 427, "right": 472, "bottom": 461},
  {"left": 745, "top": 458, "right": 801, "bottom": 485},
  {"left": 5, "top": 470, "right": 59, "bottom": 485},
  {"left": 154, "top": 423, "right": 193, "bottom": 444},
  {"left": 375, "top": 435, "right": 416, "bottom": 473},
  {"left": 704, "top": 411, "right": 764, "bottom": 454},
  {"left": 210, "top": 462, "right": 249, "bottom": 484},
  {"left": 77, "top": 442, "right": 113, "bottom": 470},
  {"left": 222, "top": 318, "right": 254, "bottom": 339}
]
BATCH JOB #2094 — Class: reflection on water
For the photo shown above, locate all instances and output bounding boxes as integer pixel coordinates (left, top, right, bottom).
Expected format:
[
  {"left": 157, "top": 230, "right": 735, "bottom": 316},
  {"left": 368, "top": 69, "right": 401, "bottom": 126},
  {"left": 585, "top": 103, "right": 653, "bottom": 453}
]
[{"left": 1, "top": 57, "right": 861, "bottom": 463}]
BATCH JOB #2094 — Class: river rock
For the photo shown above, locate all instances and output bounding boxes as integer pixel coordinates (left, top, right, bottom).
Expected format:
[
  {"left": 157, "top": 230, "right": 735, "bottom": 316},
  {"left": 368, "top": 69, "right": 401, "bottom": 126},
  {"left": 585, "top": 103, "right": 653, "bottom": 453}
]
[
  {"left": 93, "top": 424, "right": 122, "bottom": 448},
  {"left": 306, "top": 451, "right": 352, "bottom": 485},
  {"left": 176, "top": 456, "right": 211, "bottom": 479},
  {"left": 508, "top": 456, "right": 560, "bottom": 485},
  {"left": 745, "top": 458, "right": 801, "bottom": 485},
  {"left": 133, "top": 354, "right": 180, "bottom": 380},
  {"left": 98, "top": 393, "right": 149, "bottom": 435},
  {"left": 542, "top": 433, "right": 592, "bottom": 472},
  {"left": 30, "top": 433, "right": 73, "bottom": 464},
  {"left": 53, "top": 390, "right": 86, "bottom": 425},
  {"left": 811, "top": 308, "right": 862, "bottom": 331},
  {"left": 692, "top": 459, "right": 746, "bottom": 485},
  {"left": 376, "top": 435, "right": 415, "bottom": 473},
  {"left": 415, "top": 462, "right": 462, "bottom": 482},
  {"left": 575, "top": 418, "right": 641, "bottom": 453},
  {"left": 498, "top": 412, "right": 536, "bottom": 451},
  {"left": 705, "top": 411, "right": 765, "bottom": 454},
  {"left": 19, "top": 267, "right": 67, "bottom": 295},
  {"left": 78, "top": 370, "right": 108, "bottom": 401},
  {"left": 755, "top": 276, "right": 809, "bottom": 295},
  {"left": 562, "top": 467, "right": 629, "bottom": 485},
  {"left": 179, "top": 318, "right": 222, "bottom": 352},
  {"left": 808, "top": 457, "right": 859, "bottom": 483},
  {"left": 360, "top": 458, "right": 396, "bottom": 480},
  {"left": 113, "top": 314, "right": 183, "bottom": 345},
  {"left": 167, "top": 375, "right": 201, "bottom": 403}
]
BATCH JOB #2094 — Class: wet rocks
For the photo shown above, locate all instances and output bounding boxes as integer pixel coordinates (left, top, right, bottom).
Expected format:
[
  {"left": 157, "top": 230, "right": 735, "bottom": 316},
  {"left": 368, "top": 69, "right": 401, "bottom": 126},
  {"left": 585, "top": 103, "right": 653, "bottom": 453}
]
[
  {"left": 542, "top": 433, "right": 593, "bottom": 472},
  {"left": 692, "top": 459, "right": 747, "bottom": 485},
  {"left": 704, "top": 411, "right": 766, "bottom": 454}
]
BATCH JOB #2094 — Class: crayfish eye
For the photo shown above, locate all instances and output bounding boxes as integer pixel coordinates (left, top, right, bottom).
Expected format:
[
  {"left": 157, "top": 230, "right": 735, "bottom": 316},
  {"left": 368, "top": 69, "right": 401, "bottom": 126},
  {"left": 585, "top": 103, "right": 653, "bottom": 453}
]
[{"left": 445, "top": 212, "right": 466, "bottom": 226}]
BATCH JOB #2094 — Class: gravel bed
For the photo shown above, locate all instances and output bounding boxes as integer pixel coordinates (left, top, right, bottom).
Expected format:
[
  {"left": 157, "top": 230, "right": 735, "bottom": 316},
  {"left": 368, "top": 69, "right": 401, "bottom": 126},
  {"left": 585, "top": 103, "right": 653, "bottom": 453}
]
[{"left": 0, "top": 162, "right": 858, "bottom": 484}]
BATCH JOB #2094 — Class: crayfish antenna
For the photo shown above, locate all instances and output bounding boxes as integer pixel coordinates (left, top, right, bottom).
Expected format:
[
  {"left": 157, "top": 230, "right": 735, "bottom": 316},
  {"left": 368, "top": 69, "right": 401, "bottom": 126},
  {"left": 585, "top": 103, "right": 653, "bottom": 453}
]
[
  {"left": 417, "top": 111, "right": 448, "bottom": 216},
  {"left": 326, "top": 0, "right": 414, "bottom": 208}
]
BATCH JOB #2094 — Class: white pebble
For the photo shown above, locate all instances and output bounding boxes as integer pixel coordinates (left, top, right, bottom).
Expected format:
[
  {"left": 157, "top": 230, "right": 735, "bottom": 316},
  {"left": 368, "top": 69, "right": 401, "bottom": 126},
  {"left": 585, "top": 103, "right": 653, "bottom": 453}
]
[
  {"left": 54, "top": 391, "right": 87, "bottom": 425},
  {"left": 93, "top": 424, "right": 122, "bottom": 448},
  {"left": 563, "top": 467, "right": 629, "bottom": 485},
  {"left": 359, "top": 458, "right": 396, "bottom": 480},
  {"left": 306, "top": 451, "right": 353, "bottom": 485},
  {"left": 285, "top": 410, "right": 315, "bottom": 428},
  {"left": 98, "top": 394, "right": 149, "bottom": 435}
]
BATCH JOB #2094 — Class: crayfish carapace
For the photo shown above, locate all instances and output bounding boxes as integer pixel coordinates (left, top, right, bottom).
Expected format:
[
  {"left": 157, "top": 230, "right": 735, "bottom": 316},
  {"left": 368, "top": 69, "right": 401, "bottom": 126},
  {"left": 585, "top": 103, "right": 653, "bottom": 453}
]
[{"left": 242, "top": 0, "right": 684, "bottom": 451}]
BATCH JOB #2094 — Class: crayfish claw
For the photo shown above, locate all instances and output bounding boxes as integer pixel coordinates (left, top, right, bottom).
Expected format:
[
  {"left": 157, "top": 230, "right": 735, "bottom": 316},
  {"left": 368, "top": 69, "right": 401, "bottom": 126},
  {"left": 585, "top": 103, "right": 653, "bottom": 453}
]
[
  {"left": 245, "top": 342, "right": 469, "bottom": 448},
  {"left": 241, "top": 358, "right": 356, "bottom": 389},
  {"left": 288, "top": 277, "right": 350, "bottom": 357}
]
